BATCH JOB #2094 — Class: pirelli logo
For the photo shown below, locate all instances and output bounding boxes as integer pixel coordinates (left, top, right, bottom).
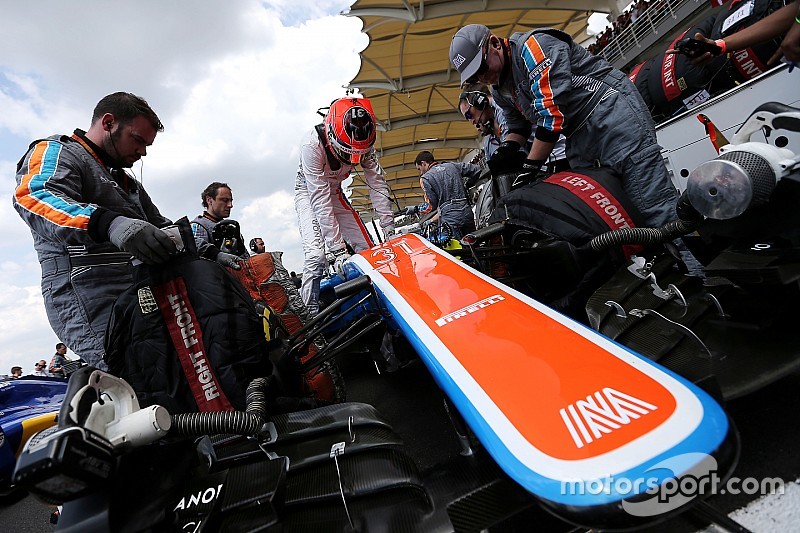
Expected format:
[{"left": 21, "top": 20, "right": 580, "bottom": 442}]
[
  {"left": 435, "top": 295, "right": 505, "bottom": 326},
  {"left": 528, "top": 57, "right": 551, "bottom": 80}
]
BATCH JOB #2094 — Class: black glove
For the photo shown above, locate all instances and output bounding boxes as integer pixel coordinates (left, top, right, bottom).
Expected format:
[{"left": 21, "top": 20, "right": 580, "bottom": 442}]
[
  {"left": 216, "top": 251, "right": 242, "bottom": 270},
  {"left": 108, "top": 216, "right": 177, "bottom": 264},
  {"left": 492, "top": 140, "right": 522, "bottom": 162},
  {"left": 487, "top": 141, "right": 527, "bottom": 176},
  {"left": 511, "top": 159, "right": 545, "bottom": 190}
]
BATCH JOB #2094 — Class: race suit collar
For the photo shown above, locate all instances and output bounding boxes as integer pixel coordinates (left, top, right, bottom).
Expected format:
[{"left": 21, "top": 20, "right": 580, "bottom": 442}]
[
  {"left": 72, "top": 129, "right": 116, "bottom": 169},
  {"left": 315, "top": 124, "right": 342, "bottom": 171},
  {"left": 72, "top": 129, "right": 133, "bottom": 192},
  {"left": 201, "top": 211, "right": 223, "bottom": 223}
]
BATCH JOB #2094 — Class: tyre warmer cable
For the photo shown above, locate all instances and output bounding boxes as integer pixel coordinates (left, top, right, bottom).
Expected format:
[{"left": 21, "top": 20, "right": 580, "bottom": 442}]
[
  {"left": 586, "top": 191, "right": 703, "bottom": 253},
  {"left": 169, "top": 377, "right": 270, "bottom": 437}
]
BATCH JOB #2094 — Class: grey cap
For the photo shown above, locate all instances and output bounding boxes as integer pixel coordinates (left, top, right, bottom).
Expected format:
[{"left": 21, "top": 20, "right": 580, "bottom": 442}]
[{"left": 450, "top": 24, "right": 490, "bottom": 85}]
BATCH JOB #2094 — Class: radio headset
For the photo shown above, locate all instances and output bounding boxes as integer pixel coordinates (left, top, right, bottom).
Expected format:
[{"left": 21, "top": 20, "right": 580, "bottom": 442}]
[{"left": 459, "top": 90, "right": 489, "bottom": 111}]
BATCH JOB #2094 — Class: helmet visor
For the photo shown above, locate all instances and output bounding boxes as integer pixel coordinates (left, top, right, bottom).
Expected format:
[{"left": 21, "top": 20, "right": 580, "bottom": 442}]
[{"left": 344, "top": 107, "right": 374, "bottom": 143}]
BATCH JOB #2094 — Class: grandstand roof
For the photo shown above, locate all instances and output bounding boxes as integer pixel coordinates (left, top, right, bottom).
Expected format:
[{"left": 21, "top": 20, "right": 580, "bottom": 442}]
[{"left": 343, "top": 0, "right": 627, "bottom": 217}]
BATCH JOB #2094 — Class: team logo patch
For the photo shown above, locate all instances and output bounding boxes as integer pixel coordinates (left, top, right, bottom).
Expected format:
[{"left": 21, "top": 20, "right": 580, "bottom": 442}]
[
  {"left": 452, "top": 53, "right": 466, "bottom": 70},
  {"left": 528, "top": 57, "right": 551, "bottom": 80},
  {"left": 138, "top": 287, "right": 158, "bottom": 314}
]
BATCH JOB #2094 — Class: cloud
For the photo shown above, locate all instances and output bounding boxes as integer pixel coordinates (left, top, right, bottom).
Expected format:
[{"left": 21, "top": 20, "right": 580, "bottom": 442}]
[
  {"left": 239, "top": 190, "right": 305, "bottom": 271},
  {"left": 0, "top": 272, "right": 60, "bottom": 373},
  {"left": 0, "top": 0, "right": 369, "bottom": 374}
]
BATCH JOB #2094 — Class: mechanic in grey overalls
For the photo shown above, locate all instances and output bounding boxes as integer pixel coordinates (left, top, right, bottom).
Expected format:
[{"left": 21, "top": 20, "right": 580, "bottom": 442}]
[
  {"left": 414, "top": 150, "right": 482, "bottom": 239},
  {"left": 450, "top": 24, "right": 678, "bottom": 228},
  {"left": 13, "top": 92, "right": 238, "bottom": 369}
]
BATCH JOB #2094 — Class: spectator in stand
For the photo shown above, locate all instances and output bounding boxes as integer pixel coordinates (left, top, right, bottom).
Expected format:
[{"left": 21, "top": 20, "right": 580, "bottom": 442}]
[
  {"left": 10, "top": 366, "right": 23, "bottom": 379},
  {"left": 290, "top": 271, "right": 302, "bottom": 289},
  {"left": 684, "top": 1, "right": 800, "bottom": 65},
  {"left": 590, "top": 0, "right": 655, "bottom": 55},
  {"left": 31, "top": 360, "right": 50, "bottom": 377}
]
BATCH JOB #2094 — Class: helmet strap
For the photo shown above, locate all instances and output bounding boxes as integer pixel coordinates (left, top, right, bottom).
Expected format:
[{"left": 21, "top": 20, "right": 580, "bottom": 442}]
[{"left": 316, "top": 124, "right": 343, "bottom": 170}]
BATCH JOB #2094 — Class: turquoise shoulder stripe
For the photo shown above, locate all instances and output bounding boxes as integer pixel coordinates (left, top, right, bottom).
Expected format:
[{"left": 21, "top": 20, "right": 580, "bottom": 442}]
[
  {"left": 521, "top": 42, "right": 537, "bottom": 70},
  {"left": 27, "top": 141, "right": 95, "bottom": 221},
  {"left": 521, "top": 40, "right": 556, "bottom": 131}
]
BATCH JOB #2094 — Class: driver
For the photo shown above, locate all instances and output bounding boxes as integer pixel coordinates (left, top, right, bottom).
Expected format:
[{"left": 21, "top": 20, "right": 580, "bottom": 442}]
[{"left": 294, "top": 97, "right": 395, "bottom": 315}]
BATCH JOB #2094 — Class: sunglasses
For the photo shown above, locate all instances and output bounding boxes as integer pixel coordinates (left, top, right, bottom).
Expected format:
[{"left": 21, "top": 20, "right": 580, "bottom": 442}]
[
  {"left": 463, "top": 106, "right": 485, "bottom": 121},
  {"left": 35, "top": 364, "right": 44, "bottom": 368}
]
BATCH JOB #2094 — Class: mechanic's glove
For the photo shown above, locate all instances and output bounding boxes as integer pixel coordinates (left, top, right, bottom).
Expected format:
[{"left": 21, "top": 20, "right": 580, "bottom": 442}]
[
  {"left": 401, "top": 205, "right": 418, "bottom": 216},
  {"left": 329, "top": 248, "right": 351, "bottom": 279},
  {"left": 492, "top": 140, "right": 522, "bottom": 162},
  {"left": 108, "top": 216, "right": 177, "bottom": 265},
  {"left": 216, "top": 251, "right": 242, "bottom": 270},
  {"left": 511, "top": 159, "right": 546, "bottom": 190}
]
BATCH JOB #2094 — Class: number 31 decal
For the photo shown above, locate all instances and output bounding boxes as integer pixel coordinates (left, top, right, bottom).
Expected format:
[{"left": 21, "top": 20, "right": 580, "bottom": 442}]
[{"left": 371, "top": 239, "right": 415, "bottom": 265}]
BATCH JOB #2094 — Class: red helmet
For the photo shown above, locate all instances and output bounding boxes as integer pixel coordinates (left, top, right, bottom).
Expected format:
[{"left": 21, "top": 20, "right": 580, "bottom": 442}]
[{"left": 324, "top": 97, "right": 377, "bottom": 165}]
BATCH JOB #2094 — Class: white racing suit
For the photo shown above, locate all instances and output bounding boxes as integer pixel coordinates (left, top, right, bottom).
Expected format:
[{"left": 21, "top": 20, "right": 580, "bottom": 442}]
[
  {"left": 13, "top": 132, "right": 172, "bottom": 369},
  {"left": 294, "top": 126, "right": 395, "bottom": 315},
  {"left": 493, "top": 29, "right": 678, "bottom": 227}
]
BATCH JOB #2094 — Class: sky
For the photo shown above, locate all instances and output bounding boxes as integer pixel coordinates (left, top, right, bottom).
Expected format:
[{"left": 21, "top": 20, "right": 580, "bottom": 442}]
[
  {"left": 0, "top": 0, "right": 368, "bottom": 374},
  {"left": 0, "top": 1, "right": 609, "bottom": 376}
]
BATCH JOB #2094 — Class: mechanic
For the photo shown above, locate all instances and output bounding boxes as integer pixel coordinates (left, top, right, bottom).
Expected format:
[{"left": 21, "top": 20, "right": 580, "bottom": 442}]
[
  {"left": 414, "top": 150, "right": 482, "bottom": 239},
  {"left": 192, "top": 182, "right": 249, "bottom": 259},
  {"left": 13, "top": 92, "right": 238, "bottom": 369},
  {"left": 458, "top": 84, "right": 569, "bottom": 172},
  {"left": 249, "top": 237, "right": 266, "bottom": 254},
  {"left": 294, "top": 96, "right": 395, "bottom": 315},
  {"left": 49, "top": 342, "right": 69, "bottom": 378},
  {"left": 450, "top": 24, "right": 678, "bottom": 227}
]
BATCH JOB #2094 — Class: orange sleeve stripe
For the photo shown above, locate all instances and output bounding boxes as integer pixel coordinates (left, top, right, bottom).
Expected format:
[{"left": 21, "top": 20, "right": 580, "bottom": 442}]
[
  {"left": 522, "top": 35, "right": 565, "bottom": 132},
  {"left": 15, "top": 141, "right": 92, "bottom": 230}
]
